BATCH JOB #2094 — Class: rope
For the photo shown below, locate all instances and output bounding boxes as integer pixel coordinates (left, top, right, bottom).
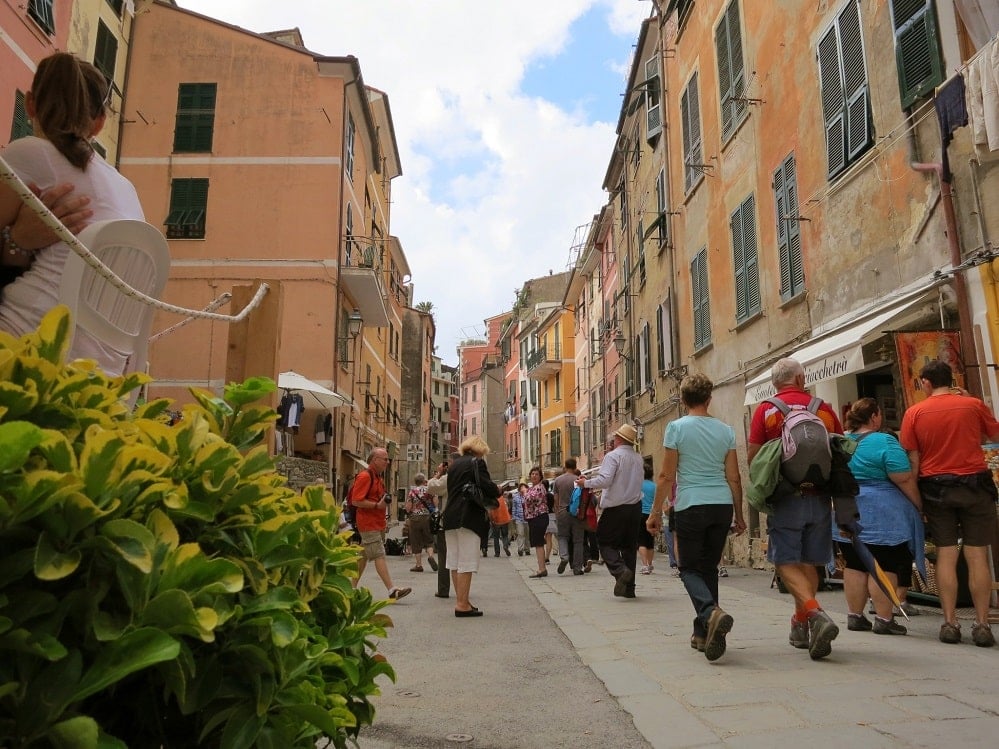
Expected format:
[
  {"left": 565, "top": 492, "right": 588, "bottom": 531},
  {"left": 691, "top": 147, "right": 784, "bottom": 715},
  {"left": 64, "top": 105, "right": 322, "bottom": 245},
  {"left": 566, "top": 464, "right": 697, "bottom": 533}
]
[{"left": 0, "top": 154, "right": 268, "bottom": 323}]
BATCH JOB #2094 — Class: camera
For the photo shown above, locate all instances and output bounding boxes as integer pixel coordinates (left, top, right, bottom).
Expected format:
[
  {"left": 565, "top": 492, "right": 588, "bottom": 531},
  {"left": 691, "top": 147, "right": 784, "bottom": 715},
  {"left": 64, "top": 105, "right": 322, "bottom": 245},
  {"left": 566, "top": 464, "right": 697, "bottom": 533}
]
[{"left": 382, "top": 493, "right": 392, "bottom": 504}]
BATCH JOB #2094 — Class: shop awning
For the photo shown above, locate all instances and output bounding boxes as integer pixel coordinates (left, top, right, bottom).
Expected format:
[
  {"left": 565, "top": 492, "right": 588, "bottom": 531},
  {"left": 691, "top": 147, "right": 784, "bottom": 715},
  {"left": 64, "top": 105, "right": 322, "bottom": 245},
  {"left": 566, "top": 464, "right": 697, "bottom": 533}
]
[{"left": 744, "top": 292, "right": 935, "bottom": 405}]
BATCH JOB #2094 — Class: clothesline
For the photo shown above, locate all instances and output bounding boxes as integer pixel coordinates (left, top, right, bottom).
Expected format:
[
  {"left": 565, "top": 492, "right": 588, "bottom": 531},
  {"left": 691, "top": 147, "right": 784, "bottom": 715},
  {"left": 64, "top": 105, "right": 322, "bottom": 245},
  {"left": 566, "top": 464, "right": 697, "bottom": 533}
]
[
  {"left": 0, "top": 154, "right": 268, "bottom": 323},
  {"left": 936, "top": 29, "right": 998, "bottom": 94}
]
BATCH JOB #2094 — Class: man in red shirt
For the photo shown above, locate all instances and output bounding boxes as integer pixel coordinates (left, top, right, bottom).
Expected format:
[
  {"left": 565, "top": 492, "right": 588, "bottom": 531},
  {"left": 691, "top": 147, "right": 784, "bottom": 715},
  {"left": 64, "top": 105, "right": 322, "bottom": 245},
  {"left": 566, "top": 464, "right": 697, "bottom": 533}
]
[
  {"left": 748, "top": 358, "right": 843, "bottom": 660},
  {"left": 900, "top": 360, "right": 999, "bottom": 647},
  {"left": 351, "top": 447, "right": 411, "bottom": 600}
]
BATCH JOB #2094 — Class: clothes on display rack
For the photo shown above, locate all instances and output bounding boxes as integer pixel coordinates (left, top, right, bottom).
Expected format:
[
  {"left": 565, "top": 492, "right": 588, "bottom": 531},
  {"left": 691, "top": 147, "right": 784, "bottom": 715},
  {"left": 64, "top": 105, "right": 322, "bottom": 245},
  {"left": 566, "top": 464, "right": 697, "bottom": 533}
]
[
  {"left": 935, "top": 73, "right": 968, "bottom": 179},
  {"left": 277, "top": 392, "right": 304, "bottom": 433},
  {"left": 964, "top": 35, "right": 999, "bottom": 153},
  {"left": 314, "top": 412, "right": 333, "bottom": 445}
]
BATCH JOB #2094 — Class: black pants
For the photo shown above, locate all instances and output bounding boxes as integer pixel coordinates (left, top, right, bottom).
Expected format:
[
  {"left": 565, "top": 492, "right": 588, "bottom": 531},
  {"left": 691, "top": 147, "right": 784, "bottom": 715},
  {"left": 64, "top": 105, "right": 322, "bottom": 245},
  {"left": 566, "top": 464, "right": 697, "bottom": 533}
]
[
  {"left": 674, "top": 503, "right": 732, "bottom": 635},
  {"left": 596, "top": 503, "right": 641, "bottom": 588},
  {"left": 436, "top": 530, "right": 449, "bottom": 596}
]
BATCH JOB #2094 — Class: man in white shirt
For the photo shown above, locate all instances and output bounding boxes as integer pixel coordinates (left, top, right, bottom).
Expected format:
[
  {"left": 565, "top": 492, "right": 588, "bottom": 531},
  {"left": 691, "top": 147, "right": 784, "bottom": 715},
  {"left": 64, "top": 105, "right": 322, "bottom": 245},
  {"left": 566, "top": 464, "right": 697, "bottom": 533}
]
[{"left": 576, "top": 424, "right": 645, "bottom": 598}]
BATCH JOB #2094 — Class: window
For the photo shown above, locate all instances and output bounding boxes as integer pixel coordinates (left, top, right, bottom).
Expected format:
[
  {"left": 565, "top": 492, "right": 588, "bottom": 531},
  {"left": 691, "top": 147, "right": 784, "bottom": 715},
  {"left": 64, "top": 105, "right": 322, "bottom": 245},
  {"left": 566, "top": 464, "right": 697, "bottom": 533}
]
[
  {"left": 10, "top": 91, "right": 33, "bottom": 142},
  {"left": 164, "top": 178, "right": 208, "bottom": 239},
  {"left": 681, "top": 72, "right": 703, "bottom": 193},
  {"left": 691, "top": 248, "right": 711, "bottom": 350},
  {"left": 544, "top": 381, "right": 549, "bottom": 408},
  {"left": 345, "top": 204, "right": 354, "bottom": 265},
  {"left": 472, "top": 384, "right": 477, "bottom": 401},
  {"left": 657, "top": 291, "right": 675, "bottom": 372},
  {"left": 27, "top": 0, "right": 54, "bottom": 34},
  {"left": 173, "top": 83, "right": 217, "bottom": 153},
  {"left": 645, "top": 56, "right": 662, "bottom": 141},
  {"left": 549, "top": 429, "right": 563, "bottom": 467},
  {"left": 891, "top": 0, "right": 943, "bottom": 108},
  {"left": 463, "top": 386, "right": 468, "bottom": 404},
  {"left": 471, "top": 417, "right": 477, "bottom": 435},
  {"left": 530, "top": 381, "right": 538, "bottom": 407},
  {"left": 774, "top": 153, "right": 805, "bottom": 300},
  {"left": 345, "top": 112, "right": 356, "bottom": 182},
  {"left": 716, "top": 1, "right": 748, "bottom": 140},
  {"left": 106, "top": 0, "right": 124, "bottom": 14},
  {"left": 635, "top": 224, "right": 646, "bottom": 286},
  {"left": 654, "top": 168, "right": 668, "bottom": 249},
  {"left": 93, "top": 21, "right": 117, "bottom": 81},
  {"left": 818, "top": 0, "right": 872, "bottom": 178},
  {"left": 731, "top": 193, "right": 760, "bottom": 323},
  {"left": 638, "top": 322, "right": 652, "bottom": 390},
  {"left": 554, "top": 373, "right": 561, "bottom": 401}
]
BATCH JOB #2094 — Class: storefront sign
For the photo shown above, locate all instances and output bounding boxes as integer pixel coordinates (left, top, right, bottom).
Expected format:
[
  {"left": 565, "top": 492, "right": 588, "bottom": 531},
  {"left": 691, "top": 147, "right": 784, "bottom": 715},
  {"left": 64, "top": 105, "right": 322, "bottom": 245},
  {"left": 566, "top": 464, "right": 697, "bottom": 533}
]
[
  {"left": 893, "top": 330, "right": 964, "bottom": 408},
  {"left": 745, "top": 349, "right": 858, "bottom": 405}
]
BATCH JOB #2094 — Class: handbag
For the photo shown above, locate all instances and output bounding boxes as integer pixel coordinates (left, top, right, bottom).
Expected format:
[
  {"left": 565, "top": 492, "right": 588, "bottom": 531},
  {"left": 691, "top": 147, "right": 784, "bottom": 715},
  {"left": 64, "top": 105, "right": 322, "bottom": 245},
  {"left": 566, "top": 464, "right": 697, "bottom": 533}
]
[{"left": 460, "top": 458, "right": 499, "bottom": 511}]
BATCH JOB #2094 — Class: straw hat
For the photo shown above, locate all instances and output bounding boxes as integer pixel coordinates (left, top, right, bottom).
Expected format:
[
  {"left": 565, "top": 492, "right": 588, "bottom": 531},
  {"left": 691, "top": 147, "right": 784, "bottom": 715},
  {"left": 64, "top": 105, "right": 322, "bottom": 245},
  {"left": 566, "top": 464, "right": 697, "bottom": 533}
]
[{"left": 614, "top": 423, "right": 638, "bottom": 444}]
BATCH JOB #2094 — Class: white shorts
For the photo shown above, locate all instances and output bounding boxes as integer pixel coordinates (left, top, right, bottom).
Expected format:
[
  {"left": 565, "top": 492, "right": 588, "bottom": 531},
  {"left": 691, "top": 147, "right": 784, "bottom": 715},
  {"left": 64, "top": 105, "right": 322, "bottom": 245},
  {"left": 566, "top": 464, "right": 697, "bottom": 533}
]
[{"left": 444, "top": 528, "right": 482, "bottom": 573}]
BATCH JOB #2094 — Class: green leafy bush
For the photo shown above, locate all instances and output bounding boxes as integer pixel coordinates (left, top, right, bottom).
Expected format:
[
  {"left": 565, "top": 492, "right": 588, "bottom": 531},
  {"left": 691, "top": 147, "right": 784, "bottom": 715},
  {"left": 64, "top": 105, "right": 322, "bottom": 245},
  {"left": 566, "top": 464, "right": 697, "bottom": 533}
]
[{"left": 0, "top": 307, "right": 394, "bottom": 748}]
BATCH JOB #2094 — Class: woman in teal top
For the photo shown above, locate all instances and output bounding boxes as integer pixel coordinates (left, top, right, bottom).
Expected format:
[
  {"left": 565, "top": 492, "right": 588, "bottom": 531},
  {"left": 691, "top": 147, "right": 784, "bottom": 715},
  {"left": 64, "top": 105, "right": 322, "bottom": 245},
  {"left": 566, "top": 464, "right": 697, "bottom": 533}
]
[
  {"left": 834, "top": 398, "right": 924, "bottom": 635},
  {"left": 638, "top": 463, "right": 657, "bottom": 575},
  {"left": 648, "top": 374, "right": 745, "bottom": 662}
]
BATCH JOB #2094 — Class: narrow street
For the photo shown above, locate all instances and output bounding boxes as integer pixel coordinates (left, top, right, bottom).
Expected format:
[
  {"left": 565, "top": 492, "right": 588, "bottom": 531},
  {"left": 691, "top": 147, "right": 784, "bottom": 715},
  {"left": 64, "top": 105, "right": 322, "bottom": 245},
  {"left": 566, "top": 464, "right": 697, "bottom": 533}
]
[{"left": 357, "top": 533, "right": 999, "bottom": 748}]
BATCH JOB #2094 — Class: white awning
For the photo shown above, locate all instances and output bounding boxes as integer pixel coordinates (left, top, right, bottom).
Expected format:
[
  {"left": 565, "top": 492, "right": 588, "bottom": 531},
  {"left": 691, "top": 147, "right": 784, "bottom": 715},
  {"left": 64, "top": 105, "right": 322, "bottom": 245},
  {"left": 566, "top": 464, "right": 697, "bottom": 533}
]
[{"left": 744, "top": 292, "right": 936, "bottom": 405}]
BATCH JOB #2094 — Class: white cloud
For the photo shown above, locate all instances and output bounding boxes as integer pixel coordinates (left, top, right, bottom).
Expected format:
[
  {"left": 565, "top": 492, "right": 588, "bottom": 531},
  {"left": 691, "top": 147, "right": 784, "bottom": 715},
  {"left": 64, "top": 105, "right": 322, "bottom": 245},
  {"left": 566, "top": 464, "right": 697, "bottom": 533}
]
[{"left": 179, "top": 0, "right": 649, "bottom": 359}]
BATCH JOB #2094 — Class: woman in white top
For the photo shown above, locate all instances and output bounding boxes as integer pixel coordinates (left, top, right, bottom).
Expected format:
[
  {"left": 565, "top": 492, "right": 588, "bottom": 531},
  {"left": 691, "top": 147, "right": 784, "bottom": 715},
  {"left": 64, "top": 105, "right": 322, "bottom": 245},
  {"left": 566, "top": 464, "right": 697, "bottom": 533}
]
[{"left": 0, "top": 52, "right": 145, "bottom": 375}]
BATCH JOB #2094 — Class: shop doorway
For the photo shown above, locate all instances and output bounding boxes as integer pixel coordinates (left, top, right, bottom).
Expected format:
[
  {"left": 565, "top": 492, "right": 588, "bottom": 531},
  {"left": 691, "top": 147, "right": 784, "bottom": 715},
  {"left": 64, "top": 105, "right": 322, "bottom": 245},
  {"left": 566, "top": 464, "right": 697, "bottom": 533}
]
[{"left": 856, "top": 370, "right": 901, "bottom": 431}]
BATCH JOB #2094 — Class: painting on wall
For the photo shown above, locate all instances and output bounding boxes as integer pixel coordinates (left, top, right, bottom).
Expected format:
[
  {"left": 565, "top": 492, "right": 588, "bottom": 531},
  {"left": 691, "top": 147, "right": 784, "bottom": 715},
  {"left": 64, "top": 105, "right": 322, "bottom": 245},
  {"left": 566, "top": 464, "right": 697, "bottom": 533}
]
[{"left": 893, "top": 330, "right": 965, "bottom": 409}]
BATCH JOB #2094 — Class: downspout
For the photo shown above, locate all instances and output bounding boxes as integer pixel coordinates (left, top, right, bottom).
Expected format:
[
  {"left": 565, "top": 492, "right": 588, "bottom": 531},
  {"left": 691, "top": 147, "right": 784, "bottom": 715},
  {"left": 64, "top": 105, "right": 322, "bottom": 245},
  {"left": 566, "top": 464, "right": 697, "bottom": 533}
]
[
  {"left": 907, "top": 115, "right": 982, "bottom": 396},
  {"left": 332, "top": 70, "right": 358, "bottom": 491}
]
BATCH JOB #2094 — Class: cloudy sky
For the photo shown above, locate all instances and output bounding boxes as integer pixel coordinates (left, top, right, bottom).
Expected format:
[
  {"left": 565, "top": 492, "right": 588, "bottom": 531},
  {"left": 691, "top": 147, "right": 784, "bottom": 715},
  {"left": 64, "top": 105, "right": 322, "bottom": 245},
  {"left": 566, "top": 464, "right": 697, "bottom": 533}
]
[{"left": 180, "top": 1, "right": 651, "bottom": 364}]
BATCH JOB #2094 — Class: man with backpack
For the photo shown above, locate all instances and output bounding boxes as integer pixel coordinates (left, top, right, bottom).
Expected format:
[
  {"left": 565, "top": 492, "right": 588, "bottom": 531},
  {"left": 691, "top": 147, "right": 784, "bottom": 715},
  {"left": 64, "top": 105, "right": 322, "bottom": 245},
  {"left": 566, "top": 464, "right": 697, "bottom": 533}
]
[
  {"left": 553, "top": 458, "right": 586, "bottom": 575},
  {"left": 350, "top": 447, "right": 411, "bottom": 601},
  {"left": 747, "top": 358, "right": 844, "bottom": 660}
]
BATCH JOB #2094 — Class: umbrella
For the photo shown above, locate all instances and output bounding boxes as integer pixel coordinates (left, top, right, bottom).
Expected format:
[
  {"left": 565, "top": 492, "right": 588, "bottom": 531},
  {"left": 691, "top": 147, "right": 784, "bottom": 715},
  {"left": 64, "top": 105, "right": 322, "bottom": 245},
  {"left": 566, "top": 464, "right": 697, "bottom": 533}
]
[
  {"left": 277, "top": 371, "right": 351, "bottom": 411},
  {"left": 841, "top": 519, "right": 909, "bottom": 620}
]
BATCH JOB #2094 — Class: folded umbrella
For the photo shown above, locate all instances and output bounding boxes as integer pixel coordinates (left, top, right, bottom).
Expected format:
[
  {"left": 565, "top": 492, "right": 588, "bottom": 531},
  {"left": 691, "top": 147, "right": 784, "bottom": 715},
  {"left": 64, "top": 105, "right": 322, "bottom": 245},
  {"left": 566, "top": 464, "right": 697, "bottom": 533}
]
[{"left": 841, "top": 519, "right": 909, "bottom": 620}]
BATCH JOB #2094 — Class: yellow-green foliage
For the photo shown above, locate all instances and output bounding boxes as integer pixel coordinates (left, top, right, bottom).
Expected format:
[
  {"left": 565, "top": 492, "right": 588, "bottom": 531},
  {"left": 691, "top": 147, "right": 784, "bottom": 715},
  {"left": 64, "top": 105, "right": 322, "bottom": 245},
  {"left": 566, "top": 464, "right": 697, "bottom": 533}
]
[{"left": 0, "top": 307, "right": 394, "bottom": 749}]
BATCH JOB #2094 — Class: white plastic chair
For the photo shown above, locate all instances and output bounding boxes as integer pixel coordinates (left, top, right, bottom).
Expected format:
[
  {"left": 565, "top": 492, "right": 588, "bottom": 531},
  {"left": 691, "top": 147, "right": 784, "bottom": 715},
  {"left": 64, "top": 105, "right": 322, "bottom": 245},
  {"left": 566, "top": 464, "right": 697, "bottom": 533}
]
[{"left": 58, "top": 219, "right": 170, "bottom": 376}]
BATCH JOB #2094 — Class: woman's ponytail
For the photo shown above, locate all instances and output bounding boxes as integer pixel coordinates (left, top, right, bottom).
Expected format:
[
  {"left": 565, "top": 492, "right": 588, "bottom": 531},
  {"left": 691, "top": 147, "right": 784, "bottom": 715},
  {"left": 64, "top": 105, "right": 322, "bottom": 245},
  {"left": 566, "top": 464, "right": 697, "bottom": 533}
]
[{"left": 30, "top": 53, "right": 108, "bottom": 170}]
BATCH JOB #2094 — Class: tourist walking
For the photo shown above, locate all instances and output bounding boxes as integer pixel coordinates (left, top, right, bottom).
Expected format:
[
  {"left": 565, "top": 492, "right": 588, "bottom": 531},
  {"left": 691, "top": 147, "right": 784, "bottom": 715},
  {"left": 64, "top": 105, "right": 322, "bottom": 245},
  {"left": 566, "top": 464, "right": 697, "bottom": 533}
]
[
  {"left": 524, "top": 467, "right": 551, "bottom": 578},
  {"left": 649, "top": 374, "right": 745, "bottom": 661},
  {"left": 576, "top": 424, "right": 645, "bottom": 598},
  {"left": 404, "top": 473, "right": 438, "bottom": 573}
]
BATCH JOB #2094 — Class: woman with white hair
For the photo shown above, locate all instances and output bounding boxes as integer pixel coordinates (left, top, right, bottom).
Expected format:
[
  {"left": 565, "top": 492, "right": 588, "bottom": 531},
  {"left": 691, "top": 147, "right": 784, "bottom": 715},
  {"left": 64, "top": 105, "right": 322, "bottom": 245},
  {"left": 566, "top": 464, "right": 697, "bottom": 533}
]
[{"left": 442, "top": 435, "right": 501, "bottom": 616}]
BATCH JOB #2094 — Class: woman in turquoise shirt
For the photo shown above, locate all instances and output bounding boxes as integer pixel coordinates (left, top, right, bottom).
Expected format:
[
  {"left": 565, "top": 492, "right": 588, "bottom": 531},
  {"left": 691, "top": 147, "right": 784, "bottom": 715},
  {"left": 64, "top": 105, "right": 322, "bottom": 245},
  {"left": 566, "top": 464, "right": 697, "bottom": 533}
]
[
  {"left": 835, "top": 398, "right": 925, "bottom": 636},
  {"left": 648, "top": 374, "right": 746, "bottom": 661}
]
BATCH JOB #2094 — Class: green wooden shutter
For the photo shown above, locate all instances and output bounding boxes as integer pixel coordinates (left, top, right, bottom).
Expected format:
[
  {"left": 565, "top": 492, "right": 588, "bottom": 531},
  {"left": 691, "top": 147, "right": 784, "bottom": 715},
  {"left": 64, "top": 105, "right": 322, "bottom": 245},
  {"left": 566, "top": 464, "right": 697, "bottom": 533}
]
[
  {"left": 732, "top": 203, "right": 747, "bottom": 321},
  {"left": 94, "top": 21, "right": 117, "bottom": 80},
  {"left": 682, "top": 73, "right": 702, "bottom": 192},
  {"left": 645, "top": 56, "right": 662, "bottom": 140},
  {"left": 742, "top": 195, "right": 760, "bottom": 316},
  {"left": 840, "top": 1, "right": 871, "bottom": 161},
  {"left": 775, "top": 154, "right": 804, "bottom": 300},
  {"left": 892, "top": 0, "right": 943, "bottom": 108},
  {"left": 818, "top": 24, "right": 846, "bottom": 177},
  {"left": 717, "top": 0, "right": 746, "bottom": 139},
  {"left": 692, "top": 249, "right": 710, "bottom": 349},
  {"left": 10, "top": 91, "right": 33, "bottom": 141}
]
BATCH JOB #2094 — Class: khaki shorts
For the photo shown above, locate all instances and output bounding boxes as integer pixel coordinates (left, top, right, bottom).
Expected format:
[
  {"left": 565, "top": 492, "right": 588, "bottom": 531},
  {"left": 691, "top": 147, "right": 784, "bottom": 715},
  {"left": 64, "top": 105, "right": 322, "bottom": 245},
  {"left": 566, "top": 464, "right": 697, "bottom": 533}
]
[{"left": 359, "top": 530, "right": 386, "bottom": 560}]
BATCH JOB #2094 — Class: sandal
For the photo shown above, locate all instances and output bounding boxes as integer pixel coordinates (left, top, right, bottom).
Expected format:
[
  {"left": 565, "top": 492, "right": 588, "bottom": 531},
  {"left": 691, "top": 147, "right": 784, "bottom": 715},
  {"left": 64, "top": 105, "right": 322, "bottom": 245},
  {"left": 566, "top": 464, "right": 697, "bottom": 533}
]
[{"left": 409, "top": 566, "right": 423, "bottom": 572}]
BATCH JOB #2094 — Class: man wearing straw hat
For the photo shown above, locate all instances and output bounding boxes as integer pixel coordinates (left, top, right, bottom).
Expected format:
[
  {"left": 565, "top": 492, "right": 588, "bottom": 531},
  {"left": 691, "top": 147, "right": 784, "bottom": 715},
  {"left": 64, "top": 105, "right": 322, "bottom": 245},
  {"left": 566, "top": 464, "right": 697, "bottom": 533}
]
[{"left": 576, "top": 423, "right": 645, "bottom": 598}]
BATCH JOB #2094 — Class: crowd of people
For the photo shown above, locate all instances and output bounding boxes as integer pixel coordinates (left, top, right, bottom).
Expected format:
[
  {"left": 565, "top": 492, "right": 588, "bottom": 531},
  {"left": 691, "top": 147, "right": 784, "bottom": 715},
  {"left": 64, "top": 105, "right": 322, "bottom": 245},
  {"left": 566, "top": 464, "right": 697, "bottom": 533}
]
[{"left": 344, "top": 356, "right": 999, "bottom": 662}]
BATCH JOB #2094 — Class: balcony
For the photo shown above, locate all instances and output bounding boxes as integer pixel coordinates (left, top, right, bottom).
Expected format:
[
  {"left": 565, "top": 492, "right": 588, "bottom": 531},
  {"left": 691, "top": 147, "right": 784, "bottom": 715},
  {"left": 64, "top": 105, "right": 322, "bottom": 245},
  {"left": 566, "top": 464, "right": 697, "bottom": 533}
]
[
  {"left": 525, "top": 345, "right": 561, "bottom": 380},
  {"left": 340, "top": 243, "right": 389, "bottom": 328}
]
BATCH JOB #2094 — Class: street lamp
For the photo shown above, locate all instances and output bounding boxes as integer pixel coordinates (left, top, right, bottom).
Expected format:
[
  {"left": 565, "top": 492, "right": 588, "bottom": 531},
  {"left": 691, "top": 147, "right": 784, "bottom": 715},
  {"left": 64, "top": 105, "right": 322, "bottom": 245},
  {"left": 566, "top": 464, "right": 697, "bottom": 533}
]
[
  {"left": 346, "top": 309, "right": 363, "bottom": 338},
  {"left": 613, "top": 331, "right": 629, "bottom": 358}
]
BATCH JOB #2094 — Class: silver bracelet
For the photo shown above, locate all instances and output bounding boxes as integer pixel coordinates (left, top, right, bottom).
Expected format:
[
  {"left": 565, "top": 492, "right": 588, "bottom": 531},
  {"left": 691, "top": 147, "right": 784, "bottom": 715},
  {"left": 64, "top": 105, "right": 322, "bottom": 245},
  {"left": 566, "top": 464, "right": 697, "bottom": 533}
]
[{"left": 2, "top": 225, "right": 29, "bottom": 257}]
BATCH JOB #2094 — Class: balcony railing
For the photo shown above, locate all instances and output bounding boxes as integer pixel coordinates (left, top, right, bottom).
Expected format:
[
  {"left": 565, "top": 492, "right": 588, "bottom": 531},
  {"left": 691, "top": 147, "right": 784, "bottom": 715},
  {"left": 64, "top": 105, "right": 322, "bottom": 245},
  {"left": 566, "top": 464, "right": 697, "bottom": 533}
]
[
  {"left": 341, "top": 241, "right": 389, "bottom": 327},
  {"left": 525, "top": 345, "right": 561, "bottom": 380}
]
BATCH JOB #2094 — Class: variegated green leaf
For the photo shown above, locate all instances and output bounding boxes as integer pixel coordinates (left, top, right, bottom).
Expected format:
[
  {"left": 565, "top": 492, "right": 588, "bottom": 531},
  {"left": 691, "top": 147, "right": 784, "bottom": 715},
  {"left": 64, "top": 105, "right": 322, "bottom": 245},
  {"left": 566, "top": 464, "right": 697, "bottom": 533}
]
[
  {"left": 0, "top": 420, "right": 45, "bottom": 472},
  {"left": 35, "top": 531, "right": 82, "bottom": 580},
  {"left": 99, "top": 519, "right": 155, "bottom": 573}
]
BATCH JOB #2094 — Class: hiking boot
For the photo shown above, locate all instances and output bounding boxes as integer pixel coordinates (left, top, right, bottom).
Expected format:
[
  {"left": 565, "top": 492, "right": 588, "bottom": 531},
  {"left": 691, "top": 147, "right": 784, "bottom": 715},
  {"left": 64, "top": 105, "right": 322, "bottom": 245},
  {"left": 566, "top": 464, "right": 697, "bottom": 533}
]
[
  {"left": 690, "top": 634, "right": 706, "bottom": 652},
  {"left": 872, "top": 616, "right": 907, "bottom": 635},
  {"left": 704, "top": 607, "right": 733, "bottom": 662},
  {"left": 939, "top": 622, "right": 962, "bottom": 644},
  {"left": 971, "top": 623, "right": 995, "bottom": 648},
  {"left": 847, "top": 613, "right": 873, "bottom": 631},
  {"left": 613, "top": 569, "right": 635, "bottom": 597},
  {"left": 505, "top": 547, "right": 511, "bottom": 557},
  {"left": 584, "top": 560, "right": 593, "bottom": 573},
  {"left": 789, "top": 618, "right": 809, "bottom": 649},
  {"left": 557, "top": 559, "right": 569, "bottom": 574},
  {"left": 807, "top": 609, "right": 839, "bottom": 660}
]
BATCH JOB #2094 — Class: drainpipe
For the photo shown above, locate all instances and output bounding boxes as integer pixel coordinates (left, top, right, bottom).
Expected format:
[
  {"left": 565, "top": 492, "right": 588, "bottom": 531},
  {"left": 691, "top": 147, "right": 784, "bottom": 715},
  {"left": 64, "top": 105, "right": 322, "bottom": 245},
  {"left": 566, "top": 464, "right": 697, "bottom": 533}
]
[{"left": 907, "top": 118, "right": 982, "bottom": 396}]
